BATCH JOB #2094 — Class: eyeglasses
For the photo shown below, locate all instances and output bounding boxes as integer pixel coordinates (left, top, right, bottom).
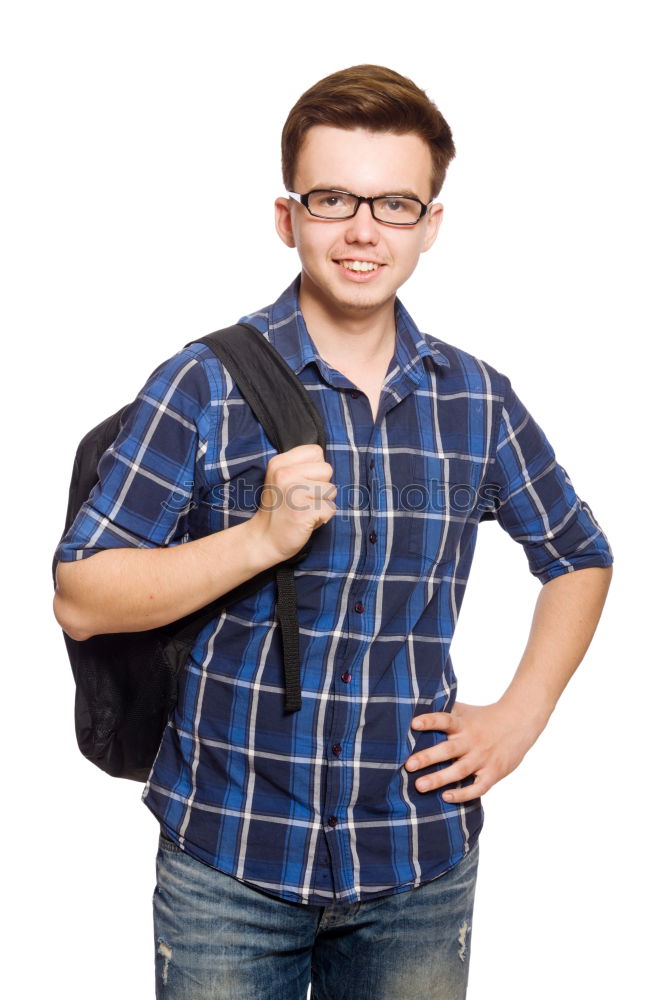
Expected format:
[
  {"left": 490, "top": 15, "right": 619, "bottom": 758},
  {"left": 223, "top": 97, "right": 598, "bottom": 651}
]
[{"left": 287, "top": 189, "right": 430, "bottom": 226}]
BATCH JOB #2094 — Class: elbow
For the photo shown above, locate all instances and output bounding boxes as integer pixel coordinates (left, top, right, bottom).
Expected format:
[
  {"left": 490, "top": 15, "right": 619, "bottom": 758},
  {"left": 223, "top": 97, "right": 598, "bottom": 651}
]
[
  {"left": 53, "top": 591, "right": 95, "bottom": 642},
  {"left": 53, "top": 562, "right": 97, "bottom": 641}
]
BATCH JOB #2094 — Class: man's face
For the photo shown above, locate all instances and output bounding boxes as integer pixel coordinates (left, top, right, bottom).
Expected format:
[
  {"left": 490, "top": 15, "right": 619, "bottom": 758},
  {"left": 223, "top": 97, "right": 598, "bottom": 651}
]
[{"left": 275, "top": 126, "right": 443, "bottom": 322}]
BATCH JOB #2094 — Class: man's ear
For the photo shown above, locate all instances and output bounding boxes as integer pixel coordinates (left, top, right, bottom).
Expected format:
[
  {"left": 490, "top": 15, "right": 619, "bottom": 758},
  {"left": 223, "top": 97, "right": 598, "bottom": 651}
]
[
  {"left": 275, "top": 197, "right": 296, "bottom": 249},
  {"left": 421, "top": 202, "right": 444, "bottom": 253}
]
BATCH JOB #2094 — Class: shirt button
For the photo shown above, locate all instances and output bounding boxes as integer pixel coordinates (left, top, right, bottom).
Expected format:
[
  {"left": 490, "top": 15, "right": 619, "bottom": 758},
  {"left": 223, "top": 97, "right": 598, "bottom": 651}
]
[
  {"left": 341, "top": 672, "right": 352, "bottom": 683},
  {"left": 354, "top": 601, "right": 364, "bottom": 613},
  {"left": 350, "top": 390, "right": 360, "bottom": 398},
  {"left": 369, "top": 459, "right": 375, "bottom": 470},
  {"left": 332, "top": 744, "right": 342, "bottom": 756},
  {"left": 369, "top": 531, "right": 377, "bottom": 544},
  {"left": 328, "top": 816, "right": 338, "bottom": 828}
]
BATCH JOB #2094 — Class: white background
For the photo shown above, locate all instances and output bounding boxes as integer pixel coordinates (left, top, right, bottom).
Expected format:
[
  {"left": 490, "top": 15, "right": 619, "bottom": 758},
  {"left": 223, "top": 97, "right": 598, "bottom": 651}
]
[{"left": 2, "top": 1, "right": 659, "bottom": 997}]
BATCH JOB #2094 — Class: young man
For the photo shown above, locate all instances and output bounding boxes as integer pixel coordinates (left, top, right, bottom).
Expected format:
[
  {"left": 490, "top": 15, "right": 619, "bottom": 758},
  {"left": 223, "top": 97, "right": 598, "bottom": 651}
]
[{"left": 53, "top": 65, "right": 613, "bottom": 999}]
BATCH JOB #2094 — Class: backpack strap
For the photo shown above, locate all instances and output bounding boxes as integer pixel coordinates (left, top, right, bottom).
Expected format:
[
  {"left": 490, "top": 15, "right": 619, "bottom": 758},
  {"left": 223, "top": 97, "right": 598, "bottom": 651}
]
[
  {"left": 184, "top": 322, "right": 327, "bottom": 712},
  {"left": 200, "top": 323, "right": 327, "bottom": 453}
]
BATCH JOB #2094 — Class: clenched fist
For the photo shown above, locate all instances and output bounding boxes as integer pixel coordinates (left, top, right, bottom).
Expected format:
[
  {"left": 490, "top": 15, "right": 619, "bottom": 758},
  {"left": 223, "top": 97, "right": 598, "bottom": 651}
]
[{"left": 249, "top": 444, "right": 337, "bottom": 564}]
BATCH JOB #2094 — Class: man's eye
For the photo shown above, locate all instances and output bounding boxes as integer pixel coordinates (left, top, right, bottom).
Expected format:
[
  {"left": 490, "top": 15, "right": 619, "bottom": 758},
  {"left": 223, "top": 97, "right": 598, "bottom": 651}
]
[
  {"left": 376, "top": 197, "right": 421, "bottom": 222},
  {"left": 308, "top": 191, "right": 355, "bottom": 216},
  {"left": 320, "top": 193, "right": 351, "bottom": 209}
]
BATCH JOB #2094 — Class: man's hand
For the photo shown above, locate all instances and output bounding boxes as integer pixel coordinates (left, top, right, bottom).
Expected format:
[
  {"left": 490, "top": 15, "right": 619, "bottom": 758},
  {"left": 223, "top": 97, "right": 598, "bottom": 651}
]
[
  {"left": 405, "top": 700, "right": 541, "bottom": 803},
  {"left": 54, "top": 443, "right": 338, "bottom": 641},
  {"left": 404, "top": 566, "right": 613, "bottom": 803},
  {"left": 250, "top": 444, "right": 337, "bottom": 563}
]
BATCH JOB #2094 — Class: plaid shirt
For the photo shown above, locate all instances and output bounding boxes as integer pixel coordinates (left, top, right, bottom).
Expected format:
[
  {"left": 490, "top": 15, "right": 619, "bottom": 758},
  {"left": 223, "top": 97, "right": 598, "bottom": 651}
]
[{"left": 56, "top": 276, "right": 613, "bottom": 905}]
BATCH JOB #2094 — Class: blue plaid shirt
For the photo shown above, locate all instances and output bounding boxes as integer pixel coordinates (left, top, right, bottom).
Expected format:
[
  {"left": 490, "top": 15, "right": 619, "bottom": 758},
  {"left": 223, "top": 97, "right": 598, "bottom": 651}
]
[{"left": 56, "top": 276, "right": 613, "bottom": 905}]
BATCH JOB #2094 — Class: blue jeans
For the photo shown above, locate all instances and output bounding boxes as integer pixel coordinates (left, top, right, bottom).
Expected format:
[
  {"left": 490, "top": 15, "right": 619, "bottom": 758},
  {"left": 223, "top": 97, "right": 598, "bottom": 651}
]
[{"left": 153, "top": 831, "right": 479, "bottom": 999}]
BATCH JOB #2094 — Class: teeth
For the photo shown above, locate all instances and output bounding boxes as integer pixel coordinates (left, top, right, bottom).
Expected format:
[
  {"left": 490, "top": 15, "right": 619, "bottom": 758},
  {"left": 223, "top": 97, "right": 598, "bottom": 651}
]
[{"left": 341, "top": 260, "right": 379, "bottom": 272}]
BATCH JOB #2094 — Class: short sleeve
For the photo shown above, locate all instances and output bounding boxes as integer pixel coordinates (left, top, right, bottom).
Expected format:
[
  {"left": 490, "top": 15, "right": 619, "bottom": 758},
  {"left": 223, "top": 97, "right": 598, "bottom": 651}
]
[
  {"left": 491, "top": 378, "right": 613, "bottom": 584},
  {"left": 54, "top": 348, "right": 213, "bottom": 563}
]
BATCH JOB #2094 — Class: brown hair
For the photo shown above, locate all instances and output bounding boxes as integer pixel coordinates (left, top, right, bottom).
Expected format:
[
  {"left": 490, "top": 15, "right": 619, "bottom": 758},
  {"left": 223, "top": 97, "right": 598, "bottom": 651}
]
[{"left": 281, "top": 65, "right": 456, "bottom": 200}]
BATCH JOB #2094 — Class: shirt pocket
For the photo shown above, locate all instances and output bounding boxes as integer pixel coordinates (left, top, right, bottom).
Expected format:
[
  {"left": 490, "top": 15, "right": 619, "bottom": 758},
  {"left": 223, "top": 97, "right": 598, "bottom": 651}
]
[{"left": 407, "top": 454, "right": 481, "bottom": 565}]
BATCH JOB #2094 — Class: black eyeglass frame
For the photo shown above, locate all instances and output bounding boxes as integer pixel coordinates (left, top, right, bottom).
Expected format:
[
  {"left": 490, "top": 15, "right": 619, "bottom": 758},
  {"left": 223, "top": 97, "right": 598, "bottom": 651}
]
[{"left": 287, "top": 189, "right": 431, "bottom": 226}]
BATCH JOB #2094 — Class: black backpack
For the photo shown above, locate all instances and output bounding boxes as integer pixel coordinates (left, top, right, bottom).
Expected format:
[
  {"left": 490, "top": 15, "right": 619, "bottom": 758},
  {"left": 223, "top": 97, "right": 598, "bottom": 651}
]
[{"left": 54, "top": 323, "right": 327, "bottom": 781}]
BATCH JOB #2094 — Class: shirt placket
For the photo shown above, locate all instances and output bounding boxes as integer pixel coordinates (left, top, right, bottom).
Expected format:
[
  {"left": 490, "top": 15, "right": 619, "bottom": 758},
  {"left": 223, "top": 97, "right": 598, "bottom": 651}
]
[{"left": 320, "top": 372, "right": 417, "bottom": 901}]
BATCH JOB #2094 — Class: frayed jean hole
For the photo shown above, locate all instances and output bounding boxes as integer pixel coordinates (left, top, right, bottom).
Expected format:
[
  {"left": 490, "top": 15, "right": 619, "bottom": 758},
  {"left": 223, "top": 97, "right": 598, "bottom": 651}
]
[
  {"left": 457, "top": 920, "right": 470, "bottom": 962},
  {"left": 157, "top": 938, "right": 173, "bottom": 984}
]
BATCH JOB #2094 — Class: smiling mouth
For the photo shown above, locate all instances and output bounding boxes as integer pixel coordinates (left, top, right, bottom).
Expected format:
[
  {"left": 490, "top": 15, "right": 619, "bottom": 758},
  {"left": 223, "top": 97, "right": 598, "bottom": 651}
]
[{"left": 336, "top": 260, "right": 382, "bottom": 272}]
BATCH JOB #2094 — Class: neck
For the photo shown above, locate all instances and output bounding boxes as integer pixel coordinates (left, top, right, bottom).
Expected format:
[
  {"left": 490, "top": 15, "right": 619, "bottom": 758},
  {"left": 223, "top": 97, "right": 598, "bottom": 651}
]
[{"left": 298, "top": 273, "right": 396, "bottom": 367}]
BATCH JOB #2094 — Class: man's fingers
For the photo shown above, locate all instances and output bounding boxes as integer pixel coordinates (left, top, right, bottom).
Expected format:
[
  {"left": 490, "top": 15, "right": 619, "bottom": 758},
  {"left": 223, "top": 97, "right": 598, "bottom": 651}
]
[
  {"left": 260, "top": 467, "right": 337, "bottom": 514},
  {"left": 269, "top": 461, "right": 335, "bottom": 484},
  {"left": 413, "top": 758, "right": 485, "bottom": 795},
  {"left": 411, "top": 711, "right": 455, "bottom": 732},
  {"left": 269, "top": 444, "right": 328, "bottom": 470},
  {"left": 417, "top": 756, "right": 476, "bottom": 789},
  {"left": 442, "top": 772, "right": 490, "bottom": 803},
  {"left": 405, "top": 738, "right": 462, "bottom": 772}
]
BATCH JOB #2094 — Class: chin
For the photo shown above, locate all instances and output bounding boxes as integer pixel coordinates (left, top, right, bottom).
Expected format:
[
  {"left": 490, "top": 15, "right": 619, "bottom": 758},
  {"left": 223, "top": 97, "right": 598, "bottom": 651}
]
[
  {"left": 301, "top": 267, "right": 400, "bottom": 316},
  {"left": 330, "top": 281, "right": 398, "bottom": 313}
]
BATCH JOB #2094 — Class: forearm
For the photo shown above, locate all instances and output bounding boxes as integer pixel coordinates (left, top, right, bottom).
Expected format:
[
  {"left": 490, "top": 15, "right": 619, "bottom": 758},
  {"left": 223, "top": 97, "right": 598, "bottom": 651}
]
[
  {"left": 53, "top": 518, "right": 278, "bottom": 641},
  {"left": 497, "top": 565, "right": 613, "bottom": 739},
  {"left": 54, "top": 443, "right": 337, "bottom": 642},
  {"left": 406, "top": 564, "right": 613, "bottom": 801}
]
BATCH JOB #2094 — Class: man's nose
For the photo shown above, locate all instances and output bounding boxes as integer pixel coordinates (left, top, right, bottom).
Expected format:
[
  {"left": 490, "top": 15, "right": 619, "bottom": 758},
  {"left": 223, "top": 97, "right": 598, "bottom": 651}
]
[{"left": 344, "top": 201, "right": 380, "bottom": 243}]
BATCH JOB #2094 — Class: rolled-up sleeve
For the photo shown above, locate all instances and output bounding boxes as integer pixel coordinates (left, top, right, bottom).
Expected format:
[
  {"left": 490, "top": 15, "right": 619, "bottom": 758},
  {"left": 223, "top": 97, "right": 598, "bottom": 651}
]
[
  {"left": 492, "top": 378, "right": 613, "bottom": 584},
  {"left": 55, "top": 349, "right": 212, "bottom": 563}
]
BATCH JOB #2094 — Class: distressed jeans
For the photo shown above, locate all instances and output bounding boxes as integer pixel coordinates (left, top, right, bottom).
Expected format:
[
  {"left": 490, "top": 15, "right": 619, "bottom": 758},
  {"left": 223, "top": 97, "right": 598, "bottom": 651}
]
[{"left": 153, "top": 830, "right": 479, "bottom": 1000}]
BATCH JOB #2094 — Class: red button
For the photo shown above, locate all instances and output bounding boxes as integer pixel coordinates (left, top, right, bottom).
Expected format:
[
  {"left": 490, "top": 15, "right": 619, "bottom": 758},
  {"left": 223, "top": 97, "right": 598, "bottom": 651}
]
[
  {"left": 341, "top": 672, "right": 352, "bottom": 683},
  {"left": 369, "top": 531, "right": 377, "bottom": 543},
  {"left": 328, "top": 816, "right": 338, "bottom": 827},
  {"left": 354, "top": 601, "right": 364, "bottom": 613},
  {"left": 332, "top": 744, "right": 342, "bottom": 756}
]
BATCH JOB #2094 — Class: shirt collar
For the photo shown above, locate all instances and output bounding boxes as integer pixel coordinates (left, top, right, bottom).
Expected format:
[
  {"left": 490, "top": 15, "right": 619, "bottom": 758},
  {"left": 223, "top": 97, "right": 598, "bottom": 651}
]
[{"left": 254, "top": 275, "right": 450, "bottom": 385}]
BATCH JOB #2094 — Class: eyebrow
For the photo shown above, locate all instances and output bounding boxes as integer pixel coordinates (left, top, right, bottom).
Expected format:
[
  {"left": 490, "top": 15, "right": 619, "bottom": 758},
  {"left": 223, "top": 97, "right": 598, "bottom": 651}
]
[{"left": 314, "top": 185, "right": 424, "bottom": 201}]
